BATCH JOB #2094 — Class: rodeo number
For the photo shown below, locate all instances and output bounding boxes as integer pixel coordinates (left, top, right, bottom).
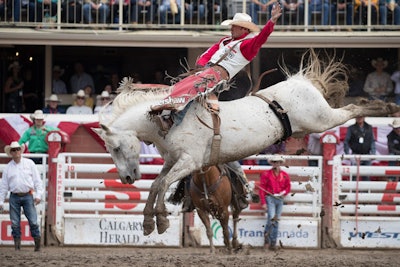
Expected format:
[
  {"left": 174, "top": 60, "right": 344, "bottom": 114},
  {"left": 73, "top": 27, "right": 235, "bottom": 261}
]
[{"left": 67, "top": 165, "right": 75, "bottom": 172}]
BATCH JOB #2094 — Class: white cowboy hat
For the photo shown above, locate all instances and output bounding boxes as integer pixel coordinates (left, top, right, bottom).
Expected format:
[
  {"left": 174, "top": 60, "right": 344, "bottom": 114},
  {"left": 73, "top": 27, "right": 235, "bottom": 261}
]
[
  {"left": 97, "top": 91, "right": 111, "bottom": 100},
  {"left": 4, "top": 141, "right": 25, "bottom": 157},
  {"left": 371, "top": 58, "right": 388, "bottom": 69},
  {"left": 221, "top": 13, "right": 260, "bottom": 32},
  {"left": 389, "top": 118, "right": 400, "bottom": 128},
  {"left": 31, "top": 109, "right": 45, "bottom": 120},
  {"left": 8, "top": 61, "right": 21, "bottom": 71},
  {"left": 53, "top": 65, "right": 65, "bottom": 76},
  {"left": 45, "top": 94, "right": 62, "bottom": 103},
  {"left": 268, "top": 155, "right": 285, "bottom": 164},
  {"left": 73, "top": 89, "right": 87, "bottom": 99}
]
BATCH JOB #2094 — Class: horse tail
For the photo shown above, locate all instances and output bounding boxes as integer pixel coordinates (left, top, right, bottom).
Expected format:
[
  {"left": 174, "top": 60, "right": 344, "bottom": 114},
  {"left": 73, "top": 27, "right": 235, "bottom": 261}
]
[
  {"left": 300, "top": 49, "right": 349, "bottom": 108},
  {"left": 167, "top": 176, "right": 187, "bottom": 205}
]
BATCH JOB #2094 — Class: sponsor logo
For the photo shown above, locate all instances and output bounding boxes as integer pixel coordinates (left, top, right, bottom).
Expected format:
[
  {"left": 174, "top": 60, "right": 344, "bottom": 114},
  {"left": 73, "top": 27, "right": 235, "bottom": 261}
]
[{"left": 348, "top": 231, "right": 400, "bottom": 240}]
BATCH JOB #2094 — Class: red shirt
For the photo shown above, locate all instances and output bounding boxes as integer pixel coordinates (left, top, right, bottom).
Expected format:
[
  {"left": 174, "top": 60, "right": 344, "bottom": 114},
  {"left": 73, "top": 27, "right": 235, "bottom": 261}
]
[
  {"left": 196, "top": 20, "right": 275, "bottom": 67},
  {"left": 259, "top": 168, "right": 291, "bottom": 205}
]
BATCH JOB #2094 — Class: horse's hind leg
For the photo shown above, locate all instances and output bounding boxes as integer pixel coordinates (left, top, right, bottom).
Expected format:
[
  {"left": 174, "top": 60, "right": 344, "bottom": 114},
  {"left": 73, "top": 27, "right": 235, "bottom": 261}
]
[
  {"left": 220, "top": 209, "right": 232, "bottom": 253},
  {"left": 231, "top": 210, "right": 240, "bottom": 250},
  {"left": 197, "top": 209, "right": 214, "bottom": 253}
]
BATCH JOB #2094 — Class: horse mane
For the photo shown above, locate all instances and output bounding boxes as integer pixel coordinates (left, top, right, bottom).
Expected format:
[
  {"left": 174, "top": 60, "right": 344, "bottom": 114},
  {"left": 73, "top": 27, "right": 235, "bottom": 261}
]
[
  {"left": 281, "top": 49, "right": 349, "bottom": 108},
  {"left": 100, "top": 77, "right": 172, "bottom": 125}
]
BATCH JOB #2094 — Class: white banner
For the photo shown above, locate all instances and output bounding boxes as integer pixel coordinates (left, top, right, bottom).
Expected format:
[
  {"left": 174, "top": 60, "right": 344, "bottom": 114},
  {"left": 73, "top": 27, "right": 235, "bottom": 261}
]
[
  {"left": 194, "top": 215, "right": 320, "bottom": 248},
  {"left": 340, "top": 219, "right": 400, "bottom": 248},
  {"left": 63, "top": 215, "right": 182, "bottom": 246}
]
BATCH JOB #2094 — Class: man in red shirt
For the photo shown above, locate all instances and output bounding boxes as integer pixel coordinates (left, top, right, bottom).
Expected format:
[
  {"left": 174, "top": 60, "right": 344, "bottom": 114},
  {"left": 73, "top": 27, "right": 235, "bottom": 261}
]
[
  {"left": 151, "top": 4, "right": 282, "bottom": 132},
  {"left": 259, "top": 155, "right": 291, "bottom": 251}
]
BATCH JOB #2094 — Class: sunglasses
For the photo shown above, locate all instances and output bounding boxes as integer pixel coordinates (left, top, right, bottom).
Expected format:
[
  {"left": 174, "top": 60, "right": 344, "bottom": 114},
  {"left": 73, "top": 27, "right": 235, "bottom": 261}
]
[
  {"left": 77, "top": 97, "right": 85, "bottom": 100},
  {"left": 10, "top": 147, "right": 21, "bottom": 152},
  {"left": 101, "top": 97, "right": 110, "bottom": 101}
]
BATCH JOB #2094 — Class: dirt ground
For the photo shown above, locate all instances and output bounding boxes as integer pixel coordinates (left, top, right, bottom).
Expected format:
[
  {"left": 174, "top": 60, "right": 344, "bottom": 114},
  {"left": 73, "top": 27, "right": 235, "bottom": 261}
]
[{"left": 0, "top": 246, "right": 399, "bottom": 267}]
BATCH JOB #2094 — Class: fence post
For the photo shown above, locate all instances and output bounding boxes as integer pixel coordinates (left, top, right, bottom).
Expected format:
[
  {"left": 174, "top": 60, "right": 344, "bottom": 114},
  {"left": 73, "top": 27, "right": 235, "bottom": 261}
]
[
  {"left": 320, "top": 131, "right": 339, "bottom": 248},
  {"left": 45, "top": 131, "right": 70, "bottom": 245}
]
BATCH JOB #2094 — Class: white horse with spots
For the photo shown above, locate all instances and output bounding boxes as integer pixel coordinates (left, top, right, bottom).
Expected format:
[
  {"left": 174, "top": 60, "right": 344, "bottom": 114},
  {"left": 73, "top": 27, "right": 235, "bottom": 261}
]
[{"left": 95, "top": 51, "right": 400, "bottom": 235}]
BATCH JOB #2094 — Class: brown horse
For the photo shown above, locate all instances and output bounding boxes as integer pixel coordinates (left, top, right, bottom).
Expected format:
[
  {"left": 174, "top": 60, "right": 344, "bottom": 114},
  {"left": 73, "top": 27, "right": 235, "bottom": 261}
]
[{"left": 190, "top": 165, "right": 241, "bottom": 253}]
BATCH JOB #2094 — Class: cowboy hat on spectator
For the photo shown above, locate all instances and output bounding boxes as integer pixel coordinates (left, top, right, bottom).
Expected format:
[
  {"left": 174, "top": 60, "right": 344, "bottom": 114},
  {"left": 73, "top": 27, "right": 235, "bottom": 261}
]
[
  {"left": 8, "top": 61, "right": 21, "bottom": 71},
  {"left": 96, "top": 91, "right": 111, "bottom": 100},
  {"left": 221, "top": 13, "right": 260, "bottom": 32},
  {"left": 389, "top": 118, "right": 400, "bottom": 129},
  {"left": 268, "top": 155, "right": 285, "bottom": 164},
  {"left": 4, "top": 141, "right": 25, "bottom": 157},
  {"left": 371, "top": 58, "right": 388, "bottom": 69},
  {"left": 45, "top": 94, "right": 62, "bottom": 103},
  {"left": 72, "top": 89, "right": 87, "bottom": 99}
]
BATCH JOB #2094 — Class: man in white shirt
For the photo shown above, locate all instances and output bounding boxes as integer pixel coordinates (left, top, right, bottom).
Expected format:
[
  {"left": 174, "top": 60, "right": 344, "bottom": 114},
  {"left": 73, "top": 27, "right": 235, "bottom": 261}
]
[
  {"left": 66, "top": 89, "right": 93, "bottom": 114},
  {"left": 0, "top": 141, "right": 43, "bottom": 251}
]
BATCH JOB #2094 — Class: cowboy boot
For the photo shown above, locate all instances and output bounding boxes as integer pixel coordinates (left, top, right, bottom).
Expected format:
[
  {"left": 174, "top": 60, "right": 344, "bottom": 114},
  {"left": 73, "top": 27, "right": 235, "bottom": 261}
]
[
  {"left": 34, "top": 237, "right": 41, "bottom": 252},
  {"left": 181, "top": 195, "right": 194, "bottom": 213},
  {"left": 14, "top": 238, "right": 21, "bottom": 251}
]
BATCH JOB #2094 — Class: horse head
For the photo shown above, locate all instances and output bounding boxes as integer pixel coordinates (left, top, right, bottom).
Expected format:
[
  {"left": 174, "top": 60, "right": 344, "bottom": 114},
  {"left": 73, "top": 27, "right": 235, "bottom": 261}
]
[{"left": 94, "top": 124, "right": 141, "bottom": 184}]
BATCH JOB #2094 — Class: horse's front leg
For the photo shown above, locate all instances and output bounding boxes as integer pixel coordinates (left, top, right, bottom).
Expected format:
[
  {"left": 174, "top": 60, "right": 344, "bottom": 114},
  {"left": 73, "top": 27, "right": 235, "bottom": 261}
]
[
  {"left": 154, "top": 159, "right": 194, "bottom": 234},
  {"left": 143, "top": 166, "right": 171, "bottom": 236}
]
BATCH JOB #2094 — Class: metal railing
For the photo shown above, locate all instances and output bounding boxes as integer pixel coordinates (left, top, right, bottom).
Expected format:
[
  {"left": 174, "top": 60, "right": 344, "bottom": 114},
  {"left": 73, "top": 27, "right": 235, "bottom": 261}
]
[{"left": 0, "top": 0, "right": 399, "bottom": 32}]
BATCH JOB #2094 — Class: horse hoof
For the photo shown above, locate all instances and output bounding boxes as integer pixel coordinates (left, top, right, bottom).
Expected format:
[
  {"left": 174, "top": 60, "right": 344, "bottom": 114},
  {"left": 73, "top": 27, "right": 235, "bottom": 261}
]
[
  {"left": 156, "top": 216, "right": 170, "bottom": 234},
  {"left": 143, "top": 218, "right": 155, "bottom": 236}
]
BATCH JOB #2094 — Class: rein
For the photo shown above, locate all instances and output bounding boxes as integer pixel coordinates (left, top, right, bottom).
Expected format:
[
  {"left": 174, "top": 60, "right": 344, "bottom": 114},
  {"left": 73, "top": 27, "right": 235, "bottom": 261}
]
[{"left": 191, "top": 167, "right": 225, "bottom": 198}]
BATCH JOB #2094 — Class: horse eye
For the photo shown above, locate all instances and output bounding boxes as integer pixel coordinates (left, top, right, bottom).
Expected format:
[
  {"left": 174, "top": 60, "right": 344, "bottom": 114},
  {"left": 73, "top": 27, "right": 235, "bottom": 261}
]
[{"left": 114, "top": 147, "right": 120, "bottom": 153}]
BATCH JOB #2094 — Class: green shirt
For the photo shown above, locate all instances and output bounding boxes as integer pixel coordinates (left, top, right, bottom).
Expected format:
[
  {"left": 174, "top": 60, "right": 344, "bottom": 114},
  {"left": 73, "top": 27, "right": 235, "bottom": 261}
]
[{"left": 19, "top": 125, "right": 59, "bottom": 153}]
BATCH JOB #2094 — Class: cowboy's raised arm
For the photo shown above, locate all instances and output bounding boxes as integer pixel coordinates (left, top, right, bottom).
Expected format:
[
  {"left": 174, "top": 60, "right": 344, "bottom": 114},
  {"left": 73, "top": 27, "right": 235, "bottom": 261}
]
[{"left": 270, "top": 4, "right": 282, "bottom": 24}]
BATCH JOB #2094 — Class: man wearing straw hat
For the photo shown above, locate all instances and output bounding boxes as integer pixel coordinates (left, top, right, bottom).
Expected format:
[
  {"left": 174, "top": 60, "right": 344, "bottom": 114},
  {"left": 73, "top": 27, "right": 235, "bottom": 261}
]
[
  {"left": 0, "top": 141, "right": 43, "bottom": 251},
  {"left": 19, "top": 110, "right": 59, "bottom": 163},
  {"left": 43, "top": 94, "right": 66, "bottom": 114},
  {"left": 259, "top": 155, "right": 291, "bottom": 251}
]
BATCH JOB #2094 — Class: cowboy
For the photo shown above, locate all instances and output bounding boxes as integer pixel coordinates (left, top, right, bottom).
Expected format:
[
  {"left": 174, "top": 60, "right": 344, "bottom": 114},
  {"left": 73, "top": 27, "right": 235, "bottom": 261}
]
[
  {"left": 0, "top": 141, "right": 44, "bottom": 251},
  {"left": 19, "top": 110, "right": 60, "bottom": 164},
  {"left": 43, "top": 94, "right": 66, "bottom": 114},
  {"left": 151, "top": 5, "right": 282, "bottom": 131}
]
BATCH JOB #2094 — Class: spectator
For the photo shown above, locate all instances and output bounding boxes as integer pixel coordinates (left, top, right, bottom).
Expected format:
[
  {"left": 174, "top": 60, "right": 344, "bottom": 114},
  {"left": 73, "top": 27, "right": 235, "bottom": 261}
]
[
  {"left": 280, "top": 0, "right": 304, "bottom": 25},
  {"left": 363, "top": 57, "right": 393, "bottom": 101},
  {"left": 30, "top": 0, "right": 58, "bottom": 22},
  {"left": 94, "top": 90, "right": 113, "bottom": 114},
  {"left": 344, "top": 116, "right": 376, "bottom": 181},
  {"left": 158, "top": 0, "right": 182, "bottom": 24},
  {"left": 83, "top": 0, "right": 110, "bottom": 24},
  {"left": 110, "top": 72, "right": 120, "bottom": 92},
  {"left": 387, "top": 118, "right": 400, "bottom": 181},
  {"left": 19, "top": 110, "right": 59, "bottom": 163},
  {"left": 259, "top": 155, "right": 291, "bottom": 251},
  {"left": 207, "top": 0, "right": 228, "bottom": 24},
  {"left": 134, "top": 0, "right": 156, "bottom": 24},
  {"left": 62, "top": 0, "right": 83, "bottom": 23},
  {"left": 249, "top": 0, "right": 277, "bottom": 25},
  {"left": 379, "top": 0, "right": 400, "bottom": 25},
  {"left": 309, "top": 0, "right": 331, "bottom": 26},
  {"left": 354, "top": 0, "right": 378, "bottom": 25},
  {"left": 0, "top": 0, "right": 5, "bottom": 20},
  {"left": 111, "top": 0, "right": 130, "bottom": 23},
  {"left": 83, "top": 84, "right": 95, "bottom": 109},
  {"left": 0, "top": 141, "right": 43, "bottom": 252},
  {"left": 391, "top": 68, "right": 400, "bottom": 105},
  {"left": 150, "top": 69, "right": 169, "bottom": 85},
  {"left": 22, "top": 68, "right": 40, "bottom": 113},
  {"left": 52, "top": 65, "right": 67, "bottom": 94},
  {"left": 307, "top": 133, "right": 322, "bottom": 166},
  {"left": 43, "top": 94, "right": 66, "bottom": 114},
  {"left": 70, "top": 62, "right": 95, "bottom": 93},
  {"left": 67, "top": 89, "right": 94, "bottom": 114},
  {"left": 331, "top": 0, "right": 353, "bottom": 26},
  {"left": 185, "top": 0, "right": 205, "bottom": 23},
  {"left": 4, "top": 61, "right": 25, "bottom": 113}
]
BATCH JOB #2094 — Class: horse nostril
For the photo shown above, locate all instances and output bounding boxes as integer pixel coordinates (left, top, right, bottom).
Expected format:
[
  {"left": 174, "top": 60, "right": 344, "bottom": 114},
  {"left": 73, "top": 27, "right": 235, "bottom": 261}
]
[{"left": 126, "top": 176, "right": 134, "bottom": 184}]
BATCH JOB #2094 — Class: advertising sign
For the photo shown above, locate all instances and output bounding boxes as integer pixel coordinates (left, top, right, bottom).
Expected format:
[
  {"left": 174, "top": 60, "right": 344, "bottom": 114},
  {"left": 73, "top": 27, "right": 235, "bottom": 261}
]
[
  {"left": 63, "top": 215, "right": 182, "bottom": 246},
  {"left": 0, "top": 215, "right": 42, "bottom": 245},
  {"left": 194, "top": 216, "right": 320, "bottom": 248},
  {"left": 340, "top": 219, "right": 400, "bottom": 248}
]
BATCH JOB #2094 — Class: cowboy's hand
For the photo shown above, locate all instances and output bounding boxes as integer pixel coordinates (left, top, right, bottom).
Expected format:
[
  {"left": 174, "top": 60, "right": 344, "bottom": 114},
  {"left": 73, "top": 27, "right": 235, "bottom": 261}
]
[
  {"left": 262, "top": 204, "right": 267, "bottom": 210},
  {"left": 34, "top": 198, "right": 41, "bottom": 205},
  {"left": 270, "top": 3, "right": 282, "bottom": 24}
]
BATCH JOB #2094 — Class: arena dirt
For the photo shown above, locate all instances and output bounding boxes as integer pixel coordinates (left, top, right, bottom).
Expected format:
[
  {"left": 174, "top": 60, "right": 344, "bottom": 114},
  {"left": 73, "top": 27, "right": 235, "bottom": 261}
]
[{"left": 0, "top": 246, "right": 399, "bottom": 267}]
